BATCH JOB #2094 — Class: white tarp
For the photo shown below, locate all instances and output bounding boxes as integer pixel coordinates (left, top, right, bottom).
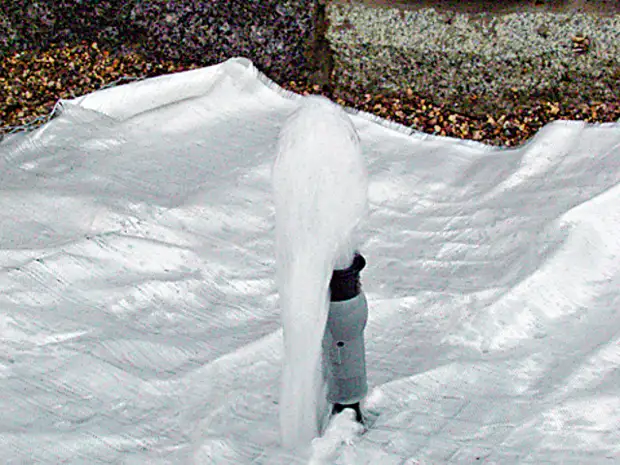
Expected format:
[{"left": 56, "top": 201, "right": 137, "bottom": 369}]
[{"left": 1, "top": 57, "right": 619, "bottom": 464}]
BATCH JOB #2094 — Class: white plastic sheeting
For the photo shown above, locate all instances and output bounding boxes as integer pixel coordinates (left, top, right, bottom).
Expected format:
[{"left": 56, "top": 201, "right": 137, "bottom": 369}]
[{"left": 1, "top": 57, "right": 619, "bottom": 464}]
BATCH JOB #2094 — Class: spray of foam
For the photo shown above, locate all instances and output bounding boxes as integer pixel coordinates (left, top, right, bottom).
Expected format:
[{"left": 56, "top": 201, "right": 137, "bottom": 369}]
[{"left": 272, "top": 96, "right": 368, "bottom": 448}]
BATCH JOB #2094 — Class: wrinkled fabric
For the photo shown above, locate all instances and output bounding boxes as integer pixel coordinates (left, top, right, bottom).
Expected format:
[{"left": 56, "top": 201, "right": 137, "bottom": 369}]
[{"left": 1, "top": 58, "right": 620, "bottom": 464}]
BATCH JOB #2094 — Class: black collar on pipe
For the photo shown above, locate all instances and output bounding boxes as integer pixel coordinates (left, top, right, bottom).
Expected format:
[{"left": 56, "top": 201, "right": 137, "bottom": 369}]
[{"left": 330, "top": 253, "right": 366, "bottom": 302}]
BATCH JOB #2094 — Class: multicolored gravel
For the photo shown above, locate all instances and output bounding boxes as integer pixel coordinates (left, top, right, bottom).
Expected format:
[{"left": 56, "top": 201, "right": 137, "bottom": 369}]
[{"left": 1, "top": 41, "right": 618, "bottom": 146}]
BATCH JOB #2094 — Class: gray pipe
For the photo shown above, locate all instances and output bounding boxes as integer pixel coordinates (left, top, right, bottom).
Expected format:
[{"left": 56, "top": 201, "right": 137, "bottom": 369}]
[{"left": 324, "top": 253, "right": 368, "bottom": 422}]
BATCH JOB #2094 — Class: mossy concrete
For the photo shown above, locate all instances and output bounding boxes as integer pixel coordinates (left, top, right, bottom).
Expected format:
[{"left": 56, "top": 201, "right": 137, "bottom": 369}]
[{"left": 327, "top": 1, "right": 620, "bottom": 114}]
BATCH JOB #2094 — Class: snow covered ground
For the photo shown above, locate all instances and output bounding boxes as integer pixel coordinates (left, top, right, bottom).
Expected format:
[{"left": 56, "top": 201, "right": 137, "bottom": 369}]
[{"left": 1, "top": 58, "right": 619, "bottom": 464}]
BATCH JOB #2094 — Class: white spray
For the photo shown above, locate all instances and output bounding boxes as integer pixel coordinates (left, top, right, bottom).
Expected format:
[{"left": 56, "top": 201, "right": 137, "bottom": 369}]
[{"left": 272, "top": 96, "right": 368, "bottom": 448}]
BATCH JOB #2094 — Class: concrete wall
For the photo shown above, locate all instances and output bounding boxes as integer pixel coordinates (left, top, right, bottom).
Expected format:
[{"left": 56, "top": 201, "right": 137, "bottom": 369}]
[
  {"left": 327, "top": 0, "right": 619, "bottom": 114},
  {"left": 2, "top": 0, "right": 617, "bottom": 115}
]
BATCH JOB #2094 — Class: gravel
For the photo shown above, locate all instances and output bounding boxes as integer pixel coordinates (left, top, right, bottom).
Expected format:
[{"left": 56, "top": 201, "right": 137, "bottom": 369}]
[{"left": 0, "top": 2, "right": 618, "bottom": 147}]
